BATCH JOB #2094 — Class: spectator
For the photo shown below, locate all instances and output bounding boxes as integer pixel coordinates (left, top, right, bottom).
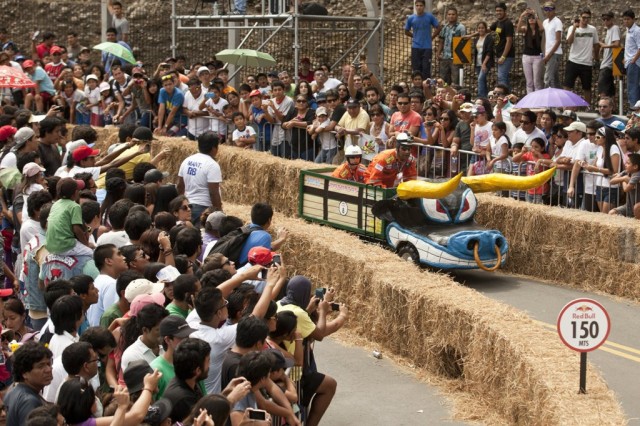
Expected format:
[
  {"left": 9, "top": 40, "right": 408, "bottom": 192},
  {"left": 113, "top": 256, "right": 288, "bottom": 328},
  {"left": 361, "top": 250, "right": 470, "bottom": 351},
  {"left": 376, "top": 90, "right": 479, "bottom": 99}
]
[
  {"left": 23, "top": 202, "right": 52, "bottom": 331},
  {"left": 490, "top": 2, "right": 516, "bottom": 90},
  {"left": 70, "top": 274, "right": 99, "bottom": 334},
  {"left": 468, "top": 105, "right": 493, "bottom": 176},
  {"left": 155, "top": 74, "right": 187, "bottom": 137},
  {"left": 437, "top": 6, "right": 465, "bottom": 85},
  {"left": 596, "top": 97, "right": 620, "bottom": 127},
  {"left": 183, "top": 77, "right": 208, "bottom": 140},
  {"left": 469, "top": 21, "right": 494, "bottom": 98},
  {"left": 622, "top": 9, "right": 640, "bottom": 107},
  {"left": 592, "top": 126, "right": 622, "bottom": 213},
  {"left": 49, "top": 295, "right": 84, "bottom": 359},
  {"left": 282, "top": 94, "right": 315, "bottom": 160},
  {"left": 238, "top": 203, "right": 288, "bottom": 266},
  {"left": 65, "top": 31, "right": 86, "bottom": 63},
  {"left": 517, "top": 8, "right": 544, "bottom": 93},
  {"left": 229, "top": 351, "right": 275, "bottom": 426},
  {"left": 3, "top": 342, "right": 53, "bottom": 425},
  {"left": 404, "top": 0, "right": 440, "bottom": 79},
  {"left": 86, "top": 243, "right": 128, "bottom": 326},
  {"left": 334, "top": 97, "right": 370, "bottom": 157},
  {"left": 0, "top": 126, "right": 38, "bottom": 170},
  {"left": 200, "top": 84, "right": 228, "bottom": 141},
  {"left": 119, "top": 300, "right": 168, "bottom": 374},
  {"left": 512, "top": 137, "right": 551, "bottom": 203},
  {"left": 43, "top": 341, "right": 97, "bottom": 403},
  {"left": 3, "top": 298, "right": 34, "bottom": 342},
  {"left": 166, "top": 273, "right": 200, "bottom": 319},
  {"left": 598, "top": 12, "right": 621, "bottom": 98},
  {"left": 231, "top": 111, "right": 256, "bottom": 149},
  {"left": 512, "top": 111, "right": 547, "bottom": 149},
  {"left": 609, "top": 153, "right": 640, "bottom": 218},
  {"left": 177, "top": 131, "right": 222, "bottom": 223},
  {"left": 563, "top": 8, "right": 599, "bottom": 105},
  {"left": 387, "top": 93, "right": 421, "bottom": 148},
  {"left": 108, "top": 0, "right": 130, "bottom": 42},
  {"left": 19, "top": 189, "right": 51, "bottom": 252}
]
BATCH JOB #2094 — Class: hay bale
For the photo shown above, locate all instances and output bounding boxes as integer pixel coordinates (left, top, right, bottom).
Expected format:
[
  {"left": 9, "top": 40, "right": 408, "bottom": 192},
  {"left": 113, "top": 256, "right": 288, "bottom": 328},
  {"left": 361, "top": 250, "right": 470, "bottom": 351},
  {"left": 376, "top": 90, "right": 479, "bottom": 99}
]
[{"left": 223, "top": 202, "right": 626, "bottom": 425}]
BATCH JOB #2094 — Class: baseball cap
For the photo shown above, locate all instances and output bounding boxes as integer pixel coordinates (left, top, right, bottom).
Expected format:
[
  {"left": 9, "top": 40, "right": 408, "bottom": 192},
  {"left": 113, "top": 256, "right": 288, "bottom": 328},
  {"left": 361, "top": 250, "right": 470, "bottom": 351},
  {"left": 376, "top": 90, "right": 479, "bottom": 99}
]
[
  {"left": 316, "top": 92, "right": 327, "bottom": 102},
  {"left": 542, "top": 1, "right": 555, "bottom": 8},
  {"left": 197, "top": 66, "right": 210, "bottom": 75},
  {"left": 125, "top": 278, "right": 165, "bottom": 303},
  {"left": 602, "top": 11, "right": 614, "bottom": 18},
  {"left": 248, "top": 247, "right": 275, "bottom": 266},
  {"left": 29, "top": 114, "right": 47, "bottom": 123},
  {"left": 607, "top": 120, "right": 626, "bottom": 133},
  {"left": 249, "top": 89, "right": 261, "bottom": 98},
  {"left": 561, "top": 110, "right": 577, "bottom": 121},
  {"left": 316, "top": 106, "right": 328, "bottom": 116},
  {"left": 14, "top": 55, "right": 25, "bottom": 62},
  {"left": 85, "top": 74, "right": 99, "bottom": 82},
  {"left": 144, "top": 398, "right": 173, "bottom": 425},
  {"left": 21, "top": 59, "right": 35, "bottom": 69},
  {"left": 72, "top": 145, "right": 100, "bottom": 162},
  {"left": 206, "top": 211, "right": 226, "bottom": 232},
  {"left": 99, "top": 82, "right": 111, "bottom": 92},
  {"left": 22, "top": 162, "right": 45, "bottom": 177},
  {"left": 75, "top": 179, "right": 86, "bottom": 191},
  {"left": 2, "top": 41, "right": 17, "bottom": 51},
  {"left": 267, "top": 71, "right": 278, "bottom": 78},
  {"left": 62, "top": 139, "right": 88, "bottom": 165},
  {"left": 268, "top": 349, "right": 294, "bottom": 371},
  {"left": 563, "top": 122, "right": 587, "bottom": 133},
  {"left": 129, "top": 293, "right": 166, "bottom": 317},
  {"left": 13, "top": 127, "right": 35, "bottom": 148},
  {"left": 132, "top": 126, "right": 157, "bottom": 142},
  {"left": 0, "top": 126, "right": 17, "bottom": 142},
  {"left": 144, "top": 169, "right": 169, "bottom": 184},
  {"left": 50, "top": 46, "right": 63, "bottom": 55},
  {"left": 473, "top": 105, "right": 486, "bottom": 115},
  {"left": 156, "top": 265, "right": 180, "bottom": 283},
  {"left": 459, "top": 102, "right": 474, "bottom": 112},
  {"left": 131, "top": 67, "right": 144, "bottom": 77},
  {"left": 123, "top": 360, "right": 153, "bottom": 394},
  {"left": 346, "top": 98, "right": 359, "bottom": 107},
  {"left": 0, "top": 288, "right": 13, "bottom": 297},
  {"left": 159, "top": 316, "right": 196, "bottom": 338}
]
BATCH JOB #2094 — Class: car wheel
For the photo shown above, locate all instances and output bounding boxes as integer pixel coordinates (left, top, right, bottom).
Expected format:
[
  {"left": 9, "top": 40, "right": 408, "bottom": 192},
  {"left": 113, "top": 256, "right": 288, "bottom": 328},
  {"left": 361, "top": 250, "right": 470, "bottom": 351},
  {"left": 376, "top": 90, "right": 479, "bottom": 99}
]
[{"left": 397, "top": 244, "right": 419, "bottom": 265}]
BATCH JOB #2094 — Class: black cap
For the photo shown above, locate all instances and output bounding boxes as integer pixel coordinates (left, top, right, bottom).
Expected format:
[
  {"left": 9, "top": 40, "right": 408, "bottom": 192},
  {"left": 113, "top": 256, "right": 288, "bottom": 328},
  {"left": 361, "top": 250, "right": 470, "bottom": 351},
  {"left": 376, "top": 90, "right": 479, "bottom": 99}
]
[
  {"left": 346, "top": 98, "right": 360, "bottom": 107},
  {"left": 159, "top": 315, "right": 197, "bottom": 338},
  {"left": 144, "top": 398, "right": 173, "bottom": 425},
  {"left": 132, "top": 127, "right": 157, "bottom": 142},
  {"left": 601, "top": 11, "right": 614, "bottom": 18},
  {"left": 267, "top": 71, "right": 279, "bottom": 77},
  {"left": 316, "top": 92, "right": 327, "bottom": 101},
  {"left": 123, "top": 360, "right": 153, "bottom": 394},
  {"left": 144, "top": 168, "right": 169, "bottom": 184}
]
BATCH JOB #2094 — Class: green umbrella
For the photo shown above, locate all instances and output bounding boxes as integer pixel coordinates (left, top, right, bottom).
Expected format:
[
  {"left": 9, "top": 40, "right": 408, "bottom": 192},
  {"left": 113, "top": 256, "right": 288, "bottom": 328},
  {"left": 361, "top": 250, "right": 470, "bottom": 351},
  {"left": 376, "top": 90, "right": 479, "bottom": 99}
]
[
  {"left": 215, "top": 49, "right": 276, "bottom": 68},
  {"left": 93, "top": 42, "right": 136, "bottom": 65},
  {"left": 0, "top": 168, "right": 21, "bottom": 190}
]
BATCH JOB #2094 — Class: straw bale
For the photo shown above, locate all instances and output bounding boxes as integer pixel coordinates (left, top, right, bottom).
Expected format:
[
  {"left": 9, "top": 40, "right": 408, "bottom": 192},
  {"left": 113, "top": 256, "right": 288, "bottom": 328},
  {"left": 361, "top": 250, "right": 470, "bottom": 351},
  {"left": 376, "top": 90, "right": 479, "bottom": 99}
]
[
  {"left": 223, "top": 202, "right": 626, "bottom": 425},
  {"left": 475, "top": 194, "right": 640, "bottom": 301}
]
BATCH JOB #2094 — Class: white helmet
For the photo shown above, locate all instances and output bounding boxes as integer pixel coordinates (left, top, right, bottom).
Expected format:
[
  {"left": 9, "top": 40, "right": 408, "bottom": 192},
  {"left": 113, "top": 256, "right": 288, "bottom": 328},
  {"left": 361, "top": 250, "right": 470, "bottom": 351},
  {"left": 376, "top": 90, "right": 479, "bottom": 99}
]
[
  {"left": 396, "top": 132, "right": 412, "bottom": 144},
  {"left": 345, "top": 145, "right": 363, "bottom": 157}
]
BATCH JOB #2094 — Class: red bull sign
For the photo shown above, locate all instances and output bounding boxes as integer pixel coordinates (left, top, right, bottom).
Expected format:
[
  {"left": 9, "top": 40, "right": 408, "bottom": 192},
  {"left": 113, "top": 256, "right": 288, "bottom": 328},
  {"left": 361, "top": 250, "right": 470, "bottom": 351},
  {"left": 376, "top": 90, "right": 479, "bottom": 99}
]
[{"left": 557, "top": 298, "right": 610, "bottom": 352}]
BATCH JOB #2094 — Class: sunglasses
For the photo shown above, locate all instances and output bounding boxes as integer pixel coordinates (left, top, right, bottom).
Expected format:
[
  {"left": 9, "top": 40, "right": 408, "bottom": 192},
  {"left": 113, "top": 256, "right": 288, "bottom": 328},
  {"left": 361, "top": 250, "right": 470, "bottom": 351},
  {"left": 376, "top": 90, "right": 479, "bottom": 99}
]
[
  {"left": 317, "top": 100, "right": 327, "bottom": 104},
  {"left": 397, "top": 102, "right": 409, "bottom": 105},
  {"left": 161, "top": 74, "right": 173, "bottom": 81},
  {"left": 179, "top": 204, "right": 192, "bottom": 211},
  {"left": 543, "top": 7, "right": 554, "bottom": 11},
  {"left": 296, "top": 99, "right": 307, "bottom": 103}
]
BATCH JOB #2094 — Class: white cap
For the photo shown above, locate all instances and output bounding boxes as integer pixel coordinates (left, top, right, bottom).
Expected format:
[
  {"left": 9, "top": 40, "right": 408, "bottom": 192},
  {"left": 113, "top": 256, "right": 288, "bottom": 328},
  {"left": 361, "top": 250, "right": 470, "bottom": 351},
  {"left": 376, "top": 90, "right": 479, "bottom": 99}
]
[
  {"left": 99, "top": 82, "right": 111, "bottom": 92},
  {"left": 124, "top": 279, "right": 165, "bottom": 303},
  {"left": 86, "top": 74, "right": 99, "bottom": 82},
  {"left": 197, "top": 66, "right": 210, "bottom": 75}
]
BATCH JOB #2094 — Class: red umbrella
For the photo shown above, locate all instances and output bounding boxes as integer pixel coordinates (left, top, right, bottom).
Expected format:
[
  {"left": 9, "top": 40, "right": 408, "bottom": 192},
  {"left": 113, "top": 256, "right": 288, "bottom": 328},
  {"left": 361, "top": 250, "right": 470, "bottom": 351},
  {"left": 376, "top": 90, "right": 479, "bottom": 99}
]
[{"left": 0, "top": 65, "right": 36, "bottom": 89}]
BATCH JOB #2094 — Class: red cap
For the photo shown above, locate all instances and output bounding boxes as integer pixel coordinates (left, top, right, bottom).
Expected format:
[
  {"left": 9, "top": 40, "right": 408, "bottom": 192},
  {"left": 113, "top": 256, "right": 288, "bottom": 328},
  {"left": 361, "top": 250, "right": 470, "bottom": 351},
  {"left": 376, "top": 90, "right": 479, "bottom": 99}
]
[
  {"left": 0, "top": 125, "right": 17, "bottom": 142},
  {"left": 0, "top": 288, "right": 14, "bottom": 297},
  {"left": 248, "top": 247, "right": 275, "bottom": 266},
  {"left": 22, "top": 60, "right": 35, "bottom": 69},
  {"left": 72, "top": 145, "right": 100, "bottom": 162},
  {"left": 50, "top": 46, "right": 63, "bottom": 55},
  {"left": 75, "top": 179, "right": 86, "bottom": 190},
  {"left": 249, "top": 89, "right": 261, "bottom": 97}
]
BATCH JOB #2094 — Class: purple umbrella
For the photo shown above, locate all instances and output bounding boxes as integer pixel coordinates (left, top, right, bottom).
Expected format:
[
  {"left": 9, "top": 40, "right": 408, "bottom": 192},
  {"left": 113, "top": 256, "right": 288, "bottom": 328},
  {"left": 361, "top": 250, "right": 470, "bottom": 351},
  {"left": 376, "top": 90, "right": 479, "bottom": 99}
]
[{"left": 514, "top": 88, "right": 589, "bottom": 109}]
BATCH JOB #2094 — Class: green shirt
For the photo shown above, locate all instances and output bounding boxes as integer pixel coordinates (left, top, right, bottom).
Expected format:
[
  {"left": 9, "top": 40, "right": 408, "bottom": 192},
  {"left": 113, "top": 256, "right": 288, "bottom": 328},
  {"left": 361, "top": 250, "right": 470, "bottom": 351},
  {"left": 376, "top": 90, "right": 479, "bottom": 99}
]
[
  {"left": 45, "top": 198, "right": 83, "bottom": 254},
  {"left": 166, "top": 303, "right": 189, "bottom": 319},
  {"left": 100, "top": 303, "right": 124, "bottom": 329}
]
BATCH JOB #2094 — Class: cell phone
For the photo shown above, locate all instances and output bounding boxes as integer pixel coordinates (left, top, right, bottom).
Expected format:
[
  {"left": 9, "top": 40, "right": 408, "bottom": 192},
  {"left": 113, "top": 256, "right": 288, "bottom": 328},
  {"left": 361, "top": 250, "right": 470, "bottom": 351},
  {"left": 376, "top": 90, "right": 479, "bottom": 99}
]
[
  {"left": 272, "top": 254, "right": 281, "bottom": 265},
  {"left": 259, "top": 268, "right": 267, "bottom": 280},
  {"left": 315, "top": 288, "right": 326, "bottom": 300},
  {"left": 426, "top": 120, "right": 436, "bottom": 126},
  {"left": 248, "top": 409, "right": 267, "bottom": 421},
  {"left": 32, "top": 30, "right": 40, "bottom": 41},
  {"left": 331, "top": 302, "right": 340, "bottom": 312}
]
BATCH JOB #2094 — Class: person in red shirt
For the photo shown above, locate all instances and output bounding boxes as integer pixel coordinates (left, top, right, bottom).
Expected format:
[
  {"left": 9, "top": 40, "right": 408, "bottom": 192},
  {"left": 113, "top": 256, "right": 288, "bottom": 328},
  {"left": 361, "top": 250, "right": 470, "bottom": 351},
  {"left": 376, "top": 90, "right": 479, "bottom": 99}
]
[
  {"left": 31, "top": 31, "right": 56, "bottom": 60},
  {"left": 388, "top": 93, "right": 422, "bottom": 147},
  {"left": 364, "top": 134, "right": 418, "bottom": 188},
  {"left": 298, "top": 57, "right": 315, "bottom": 83},
  {"left": 332, "top": 145, "right": 367, "bottom": 182},
  {"left": 44, "top": 46, "right": 66, "bottom": 80}
]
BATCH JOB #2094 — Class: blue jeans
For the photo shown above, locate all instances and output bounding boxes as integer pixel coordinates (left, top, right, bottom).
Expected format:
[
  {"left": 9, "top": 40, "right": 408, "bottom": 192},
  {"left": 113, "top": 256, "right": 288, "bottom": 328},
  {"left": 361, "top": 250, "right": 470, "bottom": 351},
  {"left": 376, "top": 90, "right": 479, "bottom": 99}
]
[
  {"left": 627, "top": 63, "right": 640, "bottom": 108},
  {"left": 411, "top": 48, "right": 433, "bottom": 79},
  {"left": 292, "top": 148, "right": 314, "bottom": 161},
  {"left": 497, "top": 57, "right": 514, "bottom": 91},
  {"left": 191, "top": 203, "right": 209, "bottom": 227},
  {"left": 475, "top": 66, "right": 490, "bottom": 98},
  {"left": 139, "top": 111, "right": 153, "bottom": 128},
  {"left": 315, "top": 147, "right": 338, "bottom": 164}
]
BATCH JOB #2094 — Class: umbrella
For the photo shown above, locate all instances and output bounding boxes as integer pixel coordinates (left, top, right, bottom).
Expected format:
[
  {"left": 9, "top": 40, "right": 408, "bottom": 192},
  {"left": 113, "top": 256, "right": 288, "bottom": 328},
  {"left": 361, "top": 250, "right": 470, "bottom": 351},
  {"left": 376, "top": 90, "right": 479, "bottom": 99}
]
[
  {"left": 514, "top": 88, "right": 589, "bottom": 109},
  {"left": 0, "top": 168, "right": 21, "bottom": 190},
  {"left": 0, "top": 65, "right": 36, "bottom": 89},
  {"left": 215, "top": 49, "right": 276, "bottom": 68},
  {"left": 93, "top": 42, "right": 136, "bottom": 65}
]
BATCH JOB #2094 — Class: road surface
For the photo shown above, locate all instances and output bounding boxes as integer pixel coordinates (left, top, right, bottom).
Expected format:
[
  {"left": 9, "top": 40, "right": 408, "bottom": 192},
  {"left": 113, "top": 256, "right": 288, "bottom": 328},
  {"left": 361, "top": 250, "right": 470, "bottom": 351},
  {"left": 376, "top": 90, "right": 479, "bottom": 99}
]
[{"left": 452, "top": 270, "right": 640, "bottom": 423}]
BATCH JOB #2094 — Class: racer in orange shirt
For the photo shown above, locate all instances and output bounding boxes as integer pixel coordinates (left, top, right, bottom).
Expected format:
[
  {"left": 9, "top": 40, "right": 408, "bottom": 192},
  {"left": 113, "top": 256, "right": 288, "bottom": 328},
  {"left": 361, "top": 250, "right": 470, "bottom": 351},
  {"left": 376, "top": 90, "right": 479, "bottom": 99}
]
[
  {"left": 331, "top": 145, "right": 367, "bottom": 182},
  {"left": 364, "top": 132, "right": 417, "bottom": 188}
]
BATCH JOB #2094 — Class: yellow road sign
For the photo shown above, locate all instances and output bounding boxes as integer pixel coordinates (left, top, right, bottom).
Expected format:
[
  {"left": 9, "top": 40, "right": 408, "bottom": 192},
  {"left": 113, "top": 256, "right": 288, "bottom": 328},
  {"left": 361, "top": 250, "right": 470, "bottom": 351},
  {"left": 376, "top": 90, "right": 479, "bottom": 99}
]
[{"left": 453, "top": 36, "right": 471, "bottom": 65}]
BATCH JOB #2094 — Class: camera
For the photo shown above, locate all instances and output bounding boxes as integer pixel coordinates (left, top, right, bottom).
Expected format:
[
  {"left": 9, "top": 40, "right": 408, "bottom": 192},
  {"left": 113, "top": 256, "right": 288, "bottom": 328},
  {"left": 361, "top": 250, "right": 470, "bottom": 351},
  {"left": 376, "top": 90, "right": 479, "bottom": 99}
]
[
  {"left": 248, "top": 409, "right": 267, "bottom": 421},
  {"left": 426, "top": 120, "right": 436, "bottom": 126}
]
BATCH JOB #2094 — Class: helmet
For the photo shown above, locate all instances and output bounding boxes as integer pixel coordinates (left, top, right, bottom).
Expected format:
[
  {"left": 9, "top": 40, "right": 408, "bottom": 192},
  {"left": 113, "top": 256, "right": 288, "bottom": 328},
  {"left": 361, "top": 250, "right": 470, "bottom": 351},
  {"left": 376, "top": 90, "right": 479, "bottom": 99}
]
[
  {"left": 345, "top": 145, "right": 363, "bottom": 157},
  {"left": 396, "top": 132, "right": 413, "bottom": 146}
]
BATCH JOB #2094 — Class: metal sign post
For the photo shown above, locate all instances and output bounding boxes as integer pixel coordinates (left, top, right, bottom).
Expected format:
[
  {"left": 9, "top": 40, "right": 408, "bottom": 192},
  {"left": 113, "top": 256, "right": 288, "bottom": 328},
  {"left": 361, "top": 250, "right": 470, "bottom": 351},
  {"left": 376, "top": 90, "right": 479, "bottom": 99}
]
[{"left": 557, "top": 298, "right": 611, "bottom": 394}]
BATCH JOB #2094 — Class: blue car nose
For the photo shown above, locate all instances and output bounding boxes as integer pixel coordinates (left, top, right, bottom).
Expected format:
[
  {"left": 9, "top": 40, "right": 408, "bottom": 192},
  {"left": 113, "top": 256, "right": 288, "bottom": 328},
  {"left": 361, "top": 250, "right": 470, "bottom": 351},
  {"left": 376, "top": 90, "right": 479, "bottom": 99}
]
[{"left": 447, "top": 230, "right": 507, "bottom": 259}]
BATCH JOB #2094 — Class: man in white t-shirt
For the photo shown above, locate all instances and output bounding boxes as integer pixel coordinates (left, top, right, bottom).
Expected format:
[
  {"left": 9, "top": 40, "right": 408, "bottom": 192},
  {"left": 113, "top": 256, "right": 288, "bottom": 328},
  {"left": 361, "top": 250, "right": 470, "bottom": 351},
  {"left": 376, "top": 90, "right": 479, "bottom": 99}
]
[
  {"left": 597, "top": 11, "right": 621, "bottom": 98},
  {"left": 512, "top": 111, "right": 547, "bottom": 148},
  {"left": 542, "top": 1, "right": 563, "bottom": 88},
  {"left": 310, "top": 69, "right": 341, "bottom": 94},
  {"left": 556, "top": 121, "right": 589, "bottom": 207},
  {"left": 177, "top": 131, "right": 222, "bottom": 226},
  {"left": 183, "top": 77, "right": 209, "bottom": 140},
  {"left": 203, "top": 86, "right": 229, "bottom": 141},
  {"left": 563, "top": 8, "right": 599, "bottom": 104}
]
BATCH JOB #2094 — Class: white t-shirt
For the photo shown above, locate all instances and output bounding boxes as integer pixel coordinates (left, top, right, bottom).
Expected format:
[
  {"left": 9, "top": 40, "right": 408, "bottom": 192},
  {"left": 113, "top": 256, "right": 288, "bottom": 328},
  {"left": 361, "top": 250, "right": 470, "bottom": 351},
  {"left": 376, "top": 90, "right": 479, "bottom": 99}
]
[
  {"left": 85, "top": 86, "right": 102, "bottom": 114},
  {"left": 0, "top": 152, "right": 17, "bottom": 169},
  {"left": 595, "top": 144, "right": 621, "bottom": 188},
  {"left": 184, "top": 90, "right": 209, "bottom": 137},
  {"left": 567, "top": 25, "right": 599, "bottom": 66},
  {"left": 311, "top": 77, "right": 342, "bottom": 93},
  {"left": 491, "top": 135, "right": 510, "bottom": 171},
  {"left": 472, "top": 121, "right": 493, "bottom": 151},
  {"left": 267, "top": 96, "right": 294, "bottom": 146},
  {"left": 190, "top": 322, "right": 238, "bottom": 394},
  {"left": 205, "top": 97, "right": 229, "bottom": 136},
  {"left": 178, "top": 152, "right": 222, "bottom": 207},
  {"left": 121, "top": 336, "right": 163, "bottom": 373},
  {"left": 601, "top": 25, "right": 621, "bottom": 69},
  {"left": 543, "top": 17, "right": 563, "bottom": 56},
  {"left": 49, "top": 331, "right": 79, "bottom": 360},
  {"left": 513, "top": 127, "right": 547, "bottom": 149},
  {"left": 574, "top": 140, "right": 599, "bottom": 194},
  {"left": 58, "top": 165, "right": 101, "bottom": 181},
  {"left": 232, "top": 126, "right": 257, "bottom": 146}
]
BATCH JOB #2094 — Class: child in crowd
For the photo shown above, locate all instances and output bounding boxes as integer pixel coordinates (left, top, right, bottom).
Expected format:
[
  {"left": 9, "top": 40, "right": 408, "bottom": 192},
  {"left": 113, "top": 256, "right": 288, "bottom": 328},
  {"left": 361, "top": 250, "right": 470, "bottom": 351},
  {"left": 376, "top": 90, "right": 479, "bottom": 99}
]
[
  {"left": 249, "top": 89, "right": 272, "bottom": 151},
  {"left": 84, "top": 74, "right": 102, "bottom": 125},
  {"left": 609, "top": 153, "right": 640, "bottom": 219},
  {"left": 512, "top": 137, "right": 550, "bottom": 204},
  {"left": 309, "top": 107, "right": 337, "bottom": 164},
  {"left": 231, "top": 112, "right": 257, "bottom": 149},
  {"left": 510, "top": 143, "right": 528, "bottom": 200}
]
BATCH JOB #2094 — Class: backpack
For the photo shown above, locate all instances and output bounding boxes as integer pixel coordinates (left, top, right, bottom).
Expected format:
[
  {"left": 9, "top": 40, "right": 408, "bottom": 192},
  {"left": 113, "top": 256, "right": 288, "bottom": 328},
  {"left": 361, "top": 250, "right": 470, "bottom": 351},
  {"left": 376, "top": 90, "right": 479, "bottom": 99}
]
[{"left": 209, "top": 225, "right": 255, "bottom": 264}]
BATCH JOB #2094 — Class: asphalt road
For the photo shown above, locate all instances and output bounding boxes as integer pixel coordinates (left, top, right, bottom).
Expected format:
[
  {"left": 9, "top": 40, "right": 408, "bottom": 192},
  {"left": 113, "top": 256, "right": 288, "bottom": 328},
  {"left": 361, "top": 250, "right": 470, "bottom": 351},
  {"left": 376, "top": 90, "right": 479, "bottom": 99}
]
[
  {"left": 314, "top": 338, "right": 468, "bottom": 425},
  {"left": 452, "top": 270, "right": 640, "bottom": 424}
]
